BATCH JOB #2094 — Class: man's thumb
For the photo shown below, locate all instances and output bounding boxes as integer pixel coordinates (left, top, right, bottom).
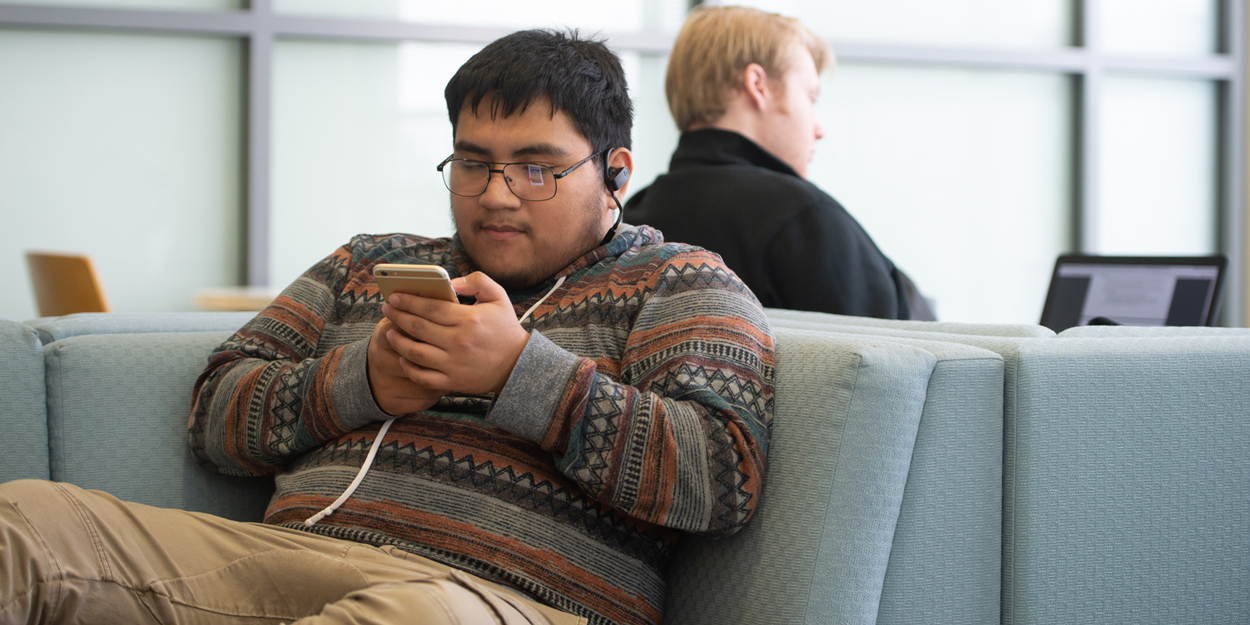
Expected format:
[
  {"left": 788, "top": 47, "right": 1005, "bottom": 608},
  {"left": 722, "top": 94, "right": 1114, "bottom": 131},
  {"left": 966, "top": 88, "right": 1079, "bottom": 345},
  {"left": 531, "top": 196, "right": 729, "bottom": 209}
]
[{"left": 452, "top": 271, "right": 506, "bottom": 302}]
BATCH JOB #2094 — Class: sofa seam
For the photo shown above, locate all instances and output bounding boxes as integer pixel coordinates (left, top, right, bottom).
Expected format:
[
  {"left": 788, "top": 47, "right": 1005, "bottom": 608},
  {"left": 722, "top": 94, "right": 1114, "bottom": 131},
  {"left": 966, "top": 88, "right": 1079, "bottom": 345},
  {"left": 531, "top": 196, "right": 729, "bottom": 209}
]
[
  {"left": 1003, "top": 350, "right": 1021, "bottom": 625},
  {"left": 44, "top": 344, "right": 63, "bottom": 482},
  {"left": 799, "top": 350, "right": 861, "bottom": 625}
]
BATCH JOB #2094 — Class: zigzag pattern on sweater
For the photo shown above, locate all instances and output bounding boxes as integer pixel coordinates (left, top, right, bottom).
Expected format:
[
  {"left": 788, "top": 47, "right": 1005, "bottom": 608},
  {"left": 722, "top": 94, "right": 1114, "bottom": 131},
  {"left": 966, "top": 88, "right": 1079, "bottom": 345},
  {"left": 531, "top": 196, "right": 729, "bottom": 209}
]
[
  {"left": 188, "top": 227, "right": 774, "bottom": 625},
  {"left": 294, "top": 434, "right": 668, "bottom": 561}
]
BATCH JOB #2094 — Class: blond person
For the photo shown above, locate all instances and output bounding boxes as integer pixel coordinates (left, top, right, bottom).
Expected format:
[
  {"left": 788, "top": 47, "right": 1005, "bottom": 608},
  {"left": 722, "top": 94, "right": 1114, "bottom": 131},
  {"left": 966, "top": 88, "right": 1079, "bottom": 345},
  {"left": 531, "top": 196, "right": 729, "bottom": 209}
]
[{"left": 625, "top": 6, "right": 929, "bottom": 319}]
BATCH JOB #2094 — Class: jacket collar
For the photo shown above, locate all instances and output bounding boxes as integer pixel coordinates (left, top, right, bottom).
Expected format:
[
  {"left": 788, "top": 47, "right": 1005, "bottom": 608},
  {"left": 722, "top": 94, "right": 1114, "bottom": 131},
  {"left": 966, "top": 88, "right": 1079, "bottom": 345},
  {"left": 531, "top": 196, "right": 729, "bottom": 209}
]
[{"left": 669, "top": 128, "right": 800, "bottom": 178}]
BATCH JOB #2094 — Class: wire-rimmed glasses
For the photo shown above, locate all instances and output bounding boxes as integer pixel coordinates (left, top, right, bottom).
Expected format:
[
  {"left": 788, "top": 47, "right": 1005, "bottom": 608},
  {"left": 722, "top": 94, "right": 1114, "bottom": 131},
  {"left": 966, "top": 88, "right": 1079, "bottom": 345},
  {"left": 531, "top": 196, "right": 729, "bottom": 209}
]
[{"left": 437, "top": 149, "right": 606, "bottom": 201}]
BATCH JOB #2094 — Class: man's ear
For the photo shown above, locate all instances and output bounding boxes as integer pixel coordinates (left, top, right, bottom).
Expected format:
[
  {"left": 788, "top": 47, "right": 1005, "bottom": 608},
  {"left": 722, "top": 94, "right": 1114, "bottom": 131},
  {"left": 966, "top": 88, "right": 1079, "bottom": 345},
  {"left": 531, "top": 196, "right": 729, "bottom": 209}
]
[
  {"left": 606, "top": 148, "right": 634, "bottom": 200},
  {"left": 741, "top": 63, "right": 771, "bottom": 112}
]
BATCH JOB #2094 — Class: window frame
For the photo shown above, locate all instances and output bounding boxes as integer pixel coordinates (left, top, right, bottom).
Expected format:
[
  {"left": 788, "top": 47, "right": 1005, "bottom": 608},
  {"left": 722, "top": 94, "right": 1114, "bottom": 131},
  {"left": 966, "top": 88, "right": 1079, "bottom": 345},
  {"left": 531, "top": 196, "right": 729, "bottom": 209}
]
[{"left": 2, "top": 0, "right": 1243, "bottom": 324}]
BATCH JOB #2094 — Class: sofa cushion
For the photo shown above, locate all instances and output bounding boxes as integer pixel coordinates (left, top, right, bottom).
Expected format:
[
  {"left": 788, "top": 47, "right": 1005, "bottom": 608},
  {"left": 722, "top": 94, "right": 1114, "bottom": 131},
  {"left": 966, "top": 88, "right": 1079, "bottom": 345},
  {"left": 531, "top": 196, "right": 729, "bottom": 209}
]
[
  {"left": 44, "top": 331, "right": 273, "bottom": 522},
  {"left": 1004, "top": 336, "right": 1250, "bottom": 625},
  {"left": 28, "top": 311, "right": 257, "bottom": 344},
  {"left": 663, "top": 328, "right": 934, "bottom": 625},
  {"left": 0, "top": 318, "right": 50, "bottom": 482}
]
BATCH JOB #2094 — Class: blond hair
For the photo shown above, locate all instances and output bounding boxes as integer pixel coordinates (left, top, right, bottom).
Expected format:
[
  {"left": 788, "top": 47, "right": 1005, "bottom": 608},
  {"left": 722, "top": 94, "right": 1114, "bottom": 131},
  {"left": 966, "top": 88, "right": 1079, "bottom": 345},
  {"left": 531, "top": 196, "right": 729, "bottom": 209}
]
[{"left": 665, "top": 6, "right": 832, "bottom": 132}]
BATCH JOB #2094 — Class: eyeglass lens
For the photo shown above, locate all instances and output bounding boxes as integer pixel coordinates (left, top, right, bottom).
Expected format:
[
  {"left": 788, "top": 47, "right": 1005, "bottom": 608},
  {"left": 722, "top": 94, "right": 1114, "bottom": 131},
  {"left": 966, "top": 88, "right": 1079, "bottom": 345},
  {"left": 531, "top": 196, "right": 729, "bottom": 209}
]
[{"left": 443, "top": 161, "right": 556, "bottom": 201}]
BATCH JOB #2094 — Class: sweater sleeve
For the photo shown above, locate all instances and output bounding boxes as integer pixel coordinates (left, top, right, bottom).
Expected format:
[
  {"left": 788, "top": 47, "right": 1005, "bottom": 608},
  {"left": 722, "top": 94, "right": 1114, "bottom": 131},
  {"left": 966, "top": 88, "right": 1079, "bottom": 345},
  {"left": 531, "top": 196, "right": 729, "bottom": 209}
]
[
  {"left": 763, "top": 201, "right": 906, "bottom": 319},
  {"left": 187, "top": 240, "right": 392, "bottom": 476},
  {"left": 488, "top": 251, "right": 775, "bottom": 537}
]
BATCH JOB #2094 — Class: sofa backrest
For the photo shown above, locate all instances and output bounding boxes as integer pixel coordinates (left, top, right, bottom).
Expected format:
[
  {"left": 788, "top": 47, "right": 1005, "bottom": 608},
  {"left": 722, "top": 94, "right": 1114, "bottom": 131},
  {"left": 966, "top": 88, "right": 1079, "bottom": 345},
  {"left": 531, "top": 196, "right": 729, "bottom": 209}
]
[
  {"left": 0, "top": 318, "right": 50, "bottom": 482},
  {"left": 764, "top": 313, "right": 1250, "bottom": 625},
  {"left": 1059, "top": 324, "right": 1250, "bottom": 338},
  {"left": 43, "top": 330, "right": 273, "bottom": 522},
  {"left": 1003, "top": 335, "right": 1250, "bottom": 625},
  {"left": 766, "top": 307, "right": 1057, "bottom": 338},
  {"left": 27, "top": 311, "right": 257, "bottom": 344}
]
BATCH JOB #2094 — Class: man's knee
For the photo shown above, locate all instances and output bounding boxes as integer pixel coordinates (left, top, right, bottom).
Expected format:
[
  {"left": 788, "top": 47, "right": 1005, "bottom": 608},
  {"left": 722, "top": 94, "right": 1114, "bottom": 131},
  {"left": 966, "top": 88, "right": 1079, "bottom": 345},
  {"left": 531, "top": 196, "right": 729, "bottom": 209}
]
[
  {"left": 0, "top": 479, "right": 61, "bottom": 523},
  {"left": 0, "top": 479, "right": 91, "bottom": 568},
  {"left": 0, "top": 480, "right": 64, "bottom": 615},
  {"left": 0, "top": 478, "right": 58, "bottom": 496},
  {"left": 0, "top": 478, "right": 62, "bottom": 536}
]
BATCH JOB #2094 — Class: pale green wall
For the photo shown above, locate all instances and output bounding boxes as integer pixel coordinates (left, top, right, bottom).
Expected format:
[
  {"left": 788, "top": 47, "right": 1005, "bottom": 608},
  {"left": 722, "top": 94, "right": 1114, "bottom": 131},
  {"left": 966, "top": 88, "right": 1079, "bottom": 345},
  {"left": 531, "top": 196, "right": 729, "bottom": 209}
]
[{"left": 0, "top": 29, "right": 241, "bottom": 320}]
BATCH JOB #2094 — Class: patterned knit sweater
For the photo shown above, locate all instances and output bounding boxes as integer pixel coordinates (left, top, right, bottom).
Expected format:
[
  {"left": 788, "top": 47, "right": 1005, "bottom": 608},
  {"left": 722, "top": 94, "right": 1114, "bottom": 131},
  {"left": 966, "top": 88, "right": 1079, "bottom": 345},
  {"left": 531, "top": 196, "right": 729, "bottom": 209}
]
[{"left": 188, "top": 224, "right": 775, "bottom": 625}]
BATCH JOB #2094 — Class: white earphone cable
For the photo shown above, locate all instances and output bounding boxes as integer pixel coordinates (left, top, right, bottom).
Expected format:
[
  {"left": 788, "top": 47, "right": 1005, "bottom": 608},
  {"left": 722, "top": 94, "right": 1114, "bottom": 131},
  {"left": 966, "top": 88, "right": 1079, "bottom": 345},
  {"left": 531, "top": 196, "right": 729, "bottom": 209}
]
[
  {"left": 305, "top": 275, "right": 566, "bottom": 527},
  {"left": 304, "top": 416, "right": 395, "bottom": 526}
]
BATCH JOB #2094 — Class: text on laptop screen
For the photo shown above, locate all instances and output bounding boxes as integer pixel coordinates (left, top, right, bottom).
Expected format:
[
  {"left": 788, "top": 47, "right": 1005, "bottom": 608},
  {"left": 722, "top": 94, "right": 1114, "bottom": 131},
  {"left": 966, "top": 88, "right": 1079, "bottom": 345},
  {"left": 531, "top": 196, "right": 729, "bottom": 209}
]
[{"left": 1048, "top": 263, "right": 1220, "bottom": 329}]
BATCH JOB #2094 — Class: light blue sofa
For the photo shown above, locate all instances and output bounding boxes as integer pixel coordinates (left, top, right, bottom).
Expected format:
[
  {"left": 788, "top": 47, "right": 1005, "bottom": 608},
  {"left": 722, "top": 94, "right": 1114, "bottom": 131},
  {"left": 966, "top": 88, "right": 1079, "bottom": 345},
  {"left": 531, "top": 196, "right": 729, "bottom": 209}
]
[
  {"left": 766, "top": 309, "right": 1250, "bottom": 625},
  {"left": 2, "top": 310, "right": 1247, "bottom": 625}
]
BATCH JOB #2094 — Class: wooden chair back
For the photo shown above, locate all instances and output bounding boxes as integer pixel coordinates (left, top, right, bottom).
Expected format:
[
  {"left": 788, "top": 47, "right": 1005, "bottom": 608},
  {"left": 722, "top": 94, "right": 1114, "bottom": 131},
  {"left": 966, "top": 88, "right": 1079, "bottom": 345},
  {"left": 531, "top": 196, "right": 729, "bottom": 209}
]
[{"left": 26, "top": 251, "right": 110, "bottom": 317}]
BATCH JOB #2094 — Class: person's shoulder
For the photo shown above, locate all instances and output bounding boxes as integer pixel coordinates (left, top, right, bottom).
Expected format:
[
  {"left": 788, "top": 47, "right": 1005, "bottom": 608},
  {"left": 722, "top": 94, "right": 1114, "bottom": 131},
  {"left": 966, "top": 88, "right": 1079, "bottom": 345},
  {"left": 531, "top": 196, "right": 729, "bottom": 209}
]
[
  {"left": 659, "top": 129, "right": 833, "bottom": 211},
  {"left": 624, "top": 225, "right": 722, "bottom": 263},
  {"left": 638, "top": 239, "right": 723, "bottom": 265},
  {"left": 623, "top": 234, "right": 747, "bottom": 291},
  {"left": 691, "top": 161, "right": 832, "bottom": 211},
  {"left": 787, "top": 188, "right": 869, "bottom": 235},
  {"left": 760, "top": 169, "right": 837, "bottom": 209}
]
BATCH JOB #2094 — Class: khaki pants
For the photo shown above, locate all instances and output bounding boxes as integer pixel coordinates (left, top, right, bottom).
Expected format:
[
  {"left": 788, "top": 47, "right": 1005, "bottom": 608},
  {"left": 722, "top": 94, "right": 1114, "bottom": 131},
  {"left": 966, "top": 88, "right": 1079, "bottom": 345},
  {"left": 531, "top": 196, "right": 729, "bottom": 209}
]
[{"left": 0, "top": 480, "right": 586, "bottom": 625}]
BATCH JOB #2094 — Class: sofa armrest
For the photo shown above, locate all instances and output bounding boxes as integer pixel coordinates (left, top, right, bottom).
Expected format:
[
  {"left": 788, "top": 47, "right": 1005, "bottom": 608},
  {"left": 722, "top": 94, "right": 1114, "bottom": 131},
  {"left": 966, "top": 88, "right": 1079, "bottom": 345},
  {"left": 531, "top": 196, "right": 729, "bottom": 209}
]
[
  {"left": 0, "top": 318, "right": 49, "bottom": 482},
  {"left": 662, "top": 328, "right": 934, "bottom": 625}
]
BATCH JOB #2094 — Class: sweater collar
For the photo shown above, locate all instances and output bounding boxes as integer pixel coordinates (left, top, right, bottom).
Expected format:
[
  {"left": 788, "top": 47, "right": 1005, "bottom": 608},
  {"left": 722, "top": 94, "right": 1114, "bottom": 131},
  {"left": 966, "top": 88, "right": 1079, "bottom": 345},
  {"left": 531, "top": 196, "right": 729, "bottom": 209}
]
[
  {"left": 450, "top": 223, "right": 664, "bottom": 302},
  {"left": 669, "top": 128, "right": 800, "bottom": 178}
]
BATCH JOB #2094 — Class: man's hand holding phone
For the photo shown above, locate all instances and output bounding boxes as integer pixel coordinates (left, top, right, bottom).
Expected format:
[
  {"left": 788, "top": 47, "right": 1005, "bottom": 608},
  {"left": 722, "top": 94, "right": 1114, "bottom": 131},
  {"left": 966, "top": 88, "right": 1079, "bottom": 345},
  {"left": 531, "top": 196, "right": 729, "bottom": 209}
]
[
  {"left": 368, "top": 264, "right": 531, "bottom": 413},
  {"left": 383, "top": 271, "right": 531, "bottom": 395},
  {"left": 367, "top": 264, "right": 458, "bottom": 415},
  {"left": 367, "top": 317, "right": 445, "bottom": 416}
]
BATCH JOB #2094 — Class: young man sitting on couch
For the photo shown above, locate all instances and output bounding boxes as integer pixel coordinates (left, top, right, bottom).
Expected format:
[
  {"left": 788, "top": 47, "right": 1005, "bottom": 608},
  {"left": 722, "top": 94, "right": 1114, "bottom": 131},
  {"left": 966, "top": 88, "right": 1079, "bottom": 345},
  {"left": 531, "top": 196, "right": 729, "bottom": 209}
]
[{"left": 0, "top": 29, "right": 774, "bottom": 625}]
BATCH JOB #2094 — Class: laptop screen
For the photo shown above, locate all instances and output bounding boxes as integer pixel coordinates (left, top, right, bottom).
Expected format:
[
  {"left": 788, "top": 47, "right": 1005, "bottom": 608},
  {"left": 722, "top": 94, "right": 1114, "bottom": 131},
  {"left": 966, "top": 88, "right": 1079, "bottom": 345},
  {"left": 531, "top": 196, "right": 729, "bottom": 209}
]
[{"left": 1040, "top": 255, "right": 1227, "bottom": 332}]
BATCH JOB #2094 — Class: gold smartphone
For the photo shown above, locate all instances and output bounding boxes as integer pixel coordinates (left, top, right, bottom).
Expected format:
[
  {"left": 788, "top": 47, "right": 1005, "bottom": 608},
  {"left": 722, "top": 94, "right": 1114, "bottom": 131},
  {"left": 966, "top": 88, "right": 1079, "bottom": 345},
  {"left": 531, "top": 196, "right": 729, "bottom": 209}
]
[{"left": 373, "top": 263, "right": 457, "bottom": 302}]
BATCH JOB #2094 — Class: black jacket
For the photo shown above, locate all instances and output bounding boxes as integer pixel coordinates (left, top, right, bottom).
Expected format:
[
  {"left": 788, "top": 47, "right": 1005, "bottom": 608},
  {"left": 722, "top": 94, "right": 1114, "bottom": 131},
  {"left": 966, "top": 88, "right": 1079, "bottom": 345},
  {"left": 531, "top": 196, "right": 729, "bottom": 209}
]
[{"left": 624, "top": 128, "right": 912, "bottom": 319}]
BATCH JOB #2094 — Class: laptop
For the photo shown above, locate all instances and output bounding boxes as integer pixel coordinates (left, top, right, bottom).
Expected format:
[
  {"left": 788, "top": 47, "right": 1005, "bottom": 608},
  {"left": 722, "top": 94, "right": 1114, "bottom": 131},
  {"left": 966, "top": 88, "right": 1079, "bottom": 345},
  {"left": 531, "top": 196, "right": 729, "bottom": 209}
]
[{"left": 1040, "top": 254, "right": 1228, "bottom": 332}]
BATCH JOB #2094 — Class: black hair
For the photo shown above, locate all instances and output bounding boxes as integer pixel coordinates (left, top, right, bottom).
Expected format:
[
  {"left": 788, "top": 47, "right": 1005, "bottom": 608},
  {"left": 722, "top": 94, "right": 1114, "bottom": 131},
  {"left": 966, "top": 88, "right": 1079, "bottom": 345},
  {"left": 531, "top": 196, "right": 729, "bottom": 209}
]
[{"left": 445, "top": 29, "right": 633, "bottom": 171}]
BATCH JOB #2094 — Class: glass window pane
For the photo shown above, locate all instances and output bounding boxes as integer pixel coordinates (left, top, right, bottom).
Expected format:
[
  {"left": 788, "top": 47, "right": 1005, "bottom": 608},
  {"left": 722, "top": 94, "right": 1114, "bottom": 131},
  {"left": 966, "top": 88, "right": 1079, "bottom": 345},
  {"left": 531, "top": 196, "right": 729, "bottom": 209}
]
[
  {"left": 1096, "top": 77, "right": 1216, "bottom": 256},
  {"left": 0, "top": 29, "right": 241, "bottom": 320},
  {"left": 274, "top": 0, "right": 689, "bottom": 32},
  {"left": 735, "top": 0, "right": 1071, "bottom": 50},
  {"left": 815, "top": 64, "right": 1071, "bottom": 324},
  {"left": 272, "top": 41, "right": 677, "bottom": 289},
  {"left": 0, "top": 0, "right": 239, "bottom": 9},
  {"left": 1100, "top": 0, "right": 1216, "bottom": 57},
  {"left": 623, "top": 52, "right": 680, "bottom": 208},
  {"left": 271, "top": 40, "right": 474, "bottom": 288}
]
